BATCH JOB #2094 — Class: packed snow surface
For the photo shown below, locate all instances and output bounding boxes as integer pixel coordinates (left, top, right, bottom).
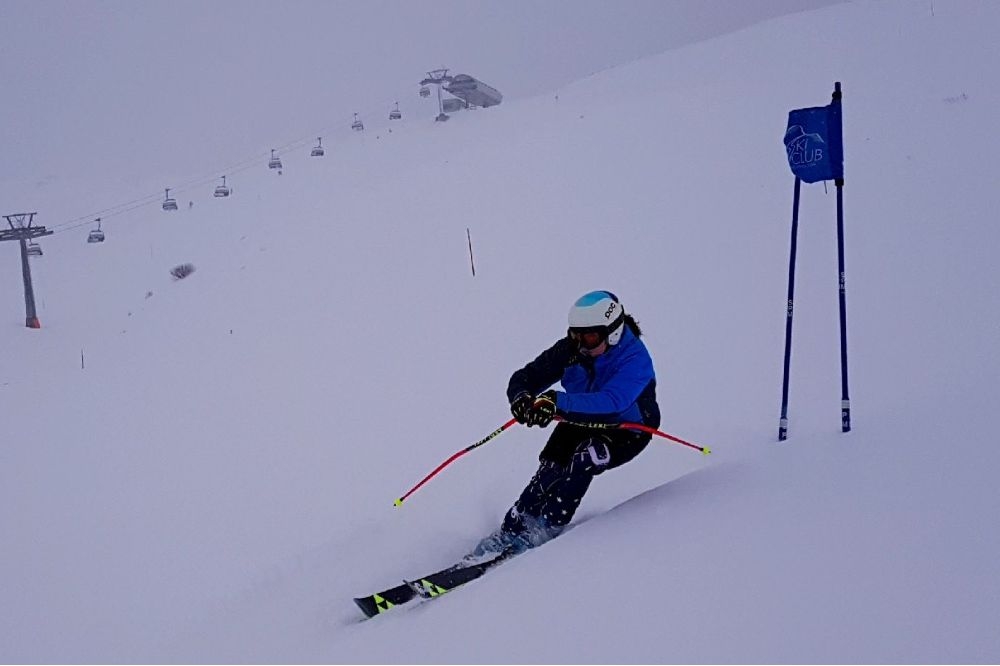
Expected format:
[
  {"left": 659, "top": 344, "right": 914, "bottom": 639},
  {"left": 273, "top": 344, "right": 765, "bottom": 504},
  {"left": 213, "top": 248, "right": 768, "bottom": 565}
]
[{"left": 2, "top": 1, "right": 998, "bottom": 662}]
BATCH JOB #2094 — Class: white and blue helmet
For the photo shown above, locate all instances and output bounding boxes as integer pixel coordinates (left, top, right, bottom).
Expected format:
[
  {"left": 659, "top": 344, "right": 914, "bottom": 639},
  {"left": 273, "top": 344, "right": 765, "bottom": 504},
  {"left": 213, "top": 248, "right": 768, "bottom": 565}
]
[{"left": 568, "top": 290, "right": 626, "bottom": 346}]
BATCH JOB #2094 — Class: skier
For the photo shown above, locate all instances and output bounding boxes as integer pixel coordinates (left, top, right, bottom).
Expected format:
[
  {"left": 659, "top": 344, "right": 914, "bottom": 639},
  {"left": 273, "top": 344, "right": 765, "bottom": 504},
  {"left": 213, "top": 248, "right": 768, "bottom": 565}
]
[{"left": 467, "top": 290, "right": 660, "bottom": 562}]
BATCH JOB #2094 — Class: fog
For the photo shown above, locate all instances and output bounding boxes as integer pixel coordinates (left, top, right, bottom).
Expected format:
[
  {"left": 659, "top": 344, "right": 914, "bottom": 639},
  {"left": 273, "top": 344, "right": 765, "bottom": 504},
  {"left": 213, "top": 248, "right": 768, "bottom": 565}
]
[{"left": 2, "top": 0, "right": 840, "bottom": 183}]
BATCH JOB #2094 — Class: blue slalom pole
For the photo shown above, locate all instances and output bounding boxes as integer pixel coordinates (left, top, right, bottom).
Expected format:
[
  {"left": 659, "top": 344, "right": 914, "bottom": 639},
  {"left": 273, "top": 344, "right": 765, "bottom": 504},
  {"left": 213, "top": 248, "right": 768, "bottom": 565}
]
[
  {"left": 779, "top": 177, "right": 801, "bottom": 441},
  {"left": 836, "top": 177, "right": 851, "bottom": 432},
  {"left": 833, "top": 82, "right": 851, "bottom": 434}
]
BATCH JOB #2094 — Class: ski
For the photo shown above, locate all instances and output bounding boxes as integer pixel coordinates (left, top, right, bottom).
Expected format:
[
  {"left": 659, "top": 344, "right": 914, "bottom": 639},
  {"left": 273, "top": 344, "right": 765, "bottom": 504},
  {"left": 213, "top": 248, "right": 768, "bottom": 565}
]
[
  {"left": 354, "top": 550, "right": 515, "bottom": 619},
  {"left": 353, "top": 580, "right": 416, "bottom": 619}
]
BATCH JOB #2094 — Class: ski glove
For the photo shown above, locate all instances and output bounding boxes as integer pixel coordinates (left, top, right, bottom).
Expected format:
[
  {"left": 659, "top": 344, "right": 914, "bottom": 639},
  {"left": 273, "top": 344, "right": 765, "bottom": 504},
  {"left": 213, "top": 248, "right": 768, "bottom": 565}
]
[
  {"left": 526, "top": 390, "right": 558, "bottom": 428},
  {"left": 510, "top": 391, "right": 534, "bottom": 425}
]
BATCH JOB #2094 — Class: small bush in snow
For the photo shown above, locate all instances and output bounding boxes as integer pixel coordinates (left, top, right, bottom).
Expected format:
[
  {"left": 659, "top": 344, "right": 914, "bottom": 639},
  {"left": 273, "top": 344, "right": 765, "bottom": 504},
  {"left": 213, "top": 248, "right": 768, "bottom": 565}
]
[{"left": 170, "top": 263, "right": 196, "bottom": 280}]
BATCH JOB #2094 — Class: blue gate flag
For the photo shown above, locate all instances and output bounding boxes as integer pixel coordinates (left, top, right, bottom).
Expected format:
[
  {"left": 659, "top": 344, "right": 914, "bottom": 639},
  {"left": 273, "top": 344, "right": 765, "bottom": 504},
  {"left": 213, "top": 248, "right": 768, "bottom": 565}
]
[{"left": 784, "top": 100, "right": 843, "bottom": 183}]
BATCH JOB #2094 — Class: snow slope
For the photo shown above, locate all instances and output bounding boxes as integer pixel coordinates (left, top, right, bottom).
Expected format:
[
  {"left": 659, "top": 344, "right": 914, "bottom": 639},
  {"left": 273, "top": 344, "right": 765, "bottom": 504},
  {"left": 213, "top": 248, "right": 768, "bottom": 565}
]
[{"left": 2, "top": 0, "right": 999, "bottom": 662}]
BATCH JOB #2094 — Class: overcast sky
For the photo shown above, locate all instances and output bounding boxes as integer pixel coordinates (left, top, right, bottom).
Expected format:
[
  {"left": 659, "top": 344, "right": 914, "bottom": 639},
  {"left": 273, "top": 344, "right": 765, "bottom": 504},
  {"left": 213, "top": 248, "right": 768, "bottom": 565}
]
[{"left": 0, "top": 0, "right": 841, "bottom": 184}]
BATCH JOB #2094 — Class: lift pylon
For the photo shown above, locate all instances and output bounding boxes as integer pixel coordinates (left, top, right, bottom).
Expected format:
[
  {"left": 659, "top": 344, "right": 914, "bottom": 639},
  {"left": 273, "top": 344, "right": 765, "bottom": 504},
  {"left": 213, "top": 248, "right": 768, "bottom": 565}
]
[{"left": 1, "top": 213, "right": 53, "bottom": 328}]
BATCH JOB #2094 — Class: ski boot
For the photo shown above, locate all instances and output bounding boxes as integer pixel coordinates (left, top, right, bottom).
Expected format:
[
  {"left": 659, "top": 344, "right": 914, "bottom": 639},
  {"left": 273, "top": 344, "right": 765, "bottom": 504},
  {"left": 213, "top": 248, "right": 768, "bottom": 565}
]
[
  {"left": 463, "top": 508, "right": 562, "bottom": 565},
  {"left": 463, "top": 527, "right": 530, "bottom": 565}
]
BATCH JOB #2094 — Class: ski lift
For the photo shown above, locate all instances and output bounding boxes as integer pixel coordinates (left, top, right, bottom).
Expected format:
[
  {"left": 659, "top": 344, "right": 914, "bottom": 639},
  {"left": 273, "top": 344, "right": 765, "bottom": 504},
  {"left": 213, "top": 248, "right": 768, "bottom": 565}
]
[
  {"left": 268, "top": 149, "right": 282, "bottom": 170},
  {"left": 351, "top": 113, "right": 364, "bottom": 131},
  {"left": 419, "top": 85, "right": 430, "bottom": 98},
  {"left": 162, "top": 188, "right": 178, "bottom": 211},
  {"left": 311, "top": 137, "right": 325, "bottom": 157},
  {"left": 87, "top": 217, "right": 105, "bottom": 243},
  {"left": 214, "top": 175, "right": 231, "bottom": 197},
  {"left": 26, "top": 240, "right": 42, "bottom": 256},
  {"left": 389, "top": 102, "right": 402, "bottom": 121}
]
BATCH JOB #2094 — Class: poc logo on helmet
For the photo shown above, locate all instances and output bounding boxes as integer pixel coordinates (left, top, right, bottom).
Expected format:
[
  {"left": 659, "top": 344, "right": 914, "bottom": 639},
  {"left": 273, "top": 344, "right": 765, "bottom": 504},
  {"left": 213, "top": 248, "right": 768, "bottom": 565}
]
[{"left": 604, "top": 303, "right": 617, "bottom": 320}]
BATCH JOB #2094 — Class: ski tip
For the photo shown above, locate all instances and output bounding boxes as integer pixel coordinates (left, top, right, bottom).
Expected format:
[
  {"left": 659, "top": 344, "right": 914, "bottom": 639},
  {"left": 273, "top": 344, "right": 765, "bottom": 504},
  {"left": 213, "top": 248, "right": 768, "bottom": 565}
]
[
  {"left": 393, "top": 498, "right": 404, "bottom": 508},
  {"left": 702, "top": 446, "right": 712, "bottom": 456},
  {"left": 353, "top": 597, "right": 379, "bottom": 619}
]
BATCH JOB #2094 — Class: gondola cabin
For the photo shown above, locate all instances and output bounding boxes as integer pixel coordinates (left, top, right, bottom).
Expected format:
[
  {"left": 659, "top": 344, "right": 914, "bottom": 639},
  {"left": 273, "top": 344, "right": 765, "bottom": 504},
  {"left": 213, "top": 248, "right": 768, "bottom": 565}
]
[
  {"left": 268, "top": 149, "right": 282, "bottom": 170},
  {"left": 214, "top": 175, "right": 231, "bottom": 197},
  {"left": 88, "top": 218, "right": 105, "bottom": 243},
  {"left": 162, "top": 188, "right": 178, "bottom": 211},
  {"left": 311, "top": 137, "right": 324, "bottom": 157}
]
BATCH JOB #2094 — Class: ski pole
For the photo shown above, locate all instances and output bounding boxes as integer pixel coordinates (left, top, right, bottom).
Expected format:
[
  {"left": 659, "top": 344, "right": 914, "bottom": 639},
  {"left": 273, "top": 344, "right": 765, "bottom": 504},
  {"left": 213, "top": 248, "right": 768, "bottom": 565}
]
[
  {"left": 393, "top": 418, "right": 518, "bottom": 507},
  {"left": 554, "top": 417, "right": 712, "bottom": 455}
]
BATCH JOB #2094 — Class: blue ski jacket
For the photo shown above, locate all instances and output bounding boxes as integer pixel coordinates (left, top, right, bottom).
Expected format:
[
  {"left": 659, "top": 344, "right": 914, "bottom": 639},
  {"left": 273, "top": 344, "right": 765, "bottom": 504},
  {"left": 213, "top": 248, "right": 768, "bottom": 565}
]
[{"left": 507, "top": 326, "right": 660, "bottom": 428}]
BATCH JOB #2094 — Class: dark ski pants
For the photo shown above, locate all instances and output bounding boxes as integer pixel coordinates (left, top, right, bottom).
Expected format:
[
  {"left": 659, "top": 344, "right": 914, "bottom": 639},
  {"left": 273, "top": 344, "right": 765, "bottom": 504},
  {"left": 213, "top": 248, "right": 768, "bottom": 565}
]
[{"left": 503, "top": 422, "right": 651, "bottom": 531}]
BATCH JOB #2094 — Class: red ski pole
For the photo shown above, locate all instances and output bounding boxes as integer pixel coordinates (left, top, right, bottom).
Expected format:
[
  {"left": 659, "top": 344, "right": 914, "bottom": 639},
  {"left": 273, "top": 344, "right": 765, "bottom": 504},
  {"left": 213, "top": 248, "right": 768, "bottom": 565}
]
[
  {"left": 393, "top": 418, "right": 518, "bottom": 507},
  {"left": 554, "top": 417, "right": 712, "bottom": 455}
]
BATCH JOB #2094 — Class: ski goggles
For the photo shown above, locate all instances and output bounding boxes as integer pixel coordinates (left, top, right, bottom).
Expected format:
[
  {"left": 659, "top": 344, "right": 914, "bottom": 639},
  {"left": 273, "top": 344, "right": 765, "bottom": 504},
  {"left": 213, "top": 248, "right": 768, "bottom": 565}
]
[{"left": 568, "top": 327, "right": 606, "bottom": 350}]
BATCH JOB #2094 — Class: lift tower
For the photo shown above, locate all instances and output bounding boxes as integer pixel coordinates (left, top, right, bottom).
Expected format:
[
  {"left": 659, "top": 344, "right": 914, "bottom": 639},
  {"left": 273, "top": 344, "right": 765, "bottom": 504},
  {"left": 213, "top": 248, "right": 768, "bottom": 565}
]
[
  {"left": 420, "top": 68, "right": 452, "bottom": 122},
  {"left": 1, "top": 212, "right": 52, "bottom": 328}
]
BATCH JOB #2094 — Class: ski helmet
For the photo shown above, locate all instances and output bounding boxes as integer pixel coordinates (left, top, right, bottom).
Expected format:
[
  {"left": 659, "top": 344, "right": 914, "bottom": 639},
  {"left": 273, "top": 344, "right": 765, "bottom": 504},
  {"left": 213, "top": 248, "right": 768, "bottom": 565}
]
[{"left": 568, "top": 290, "right": 626, "bottom": 347}]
